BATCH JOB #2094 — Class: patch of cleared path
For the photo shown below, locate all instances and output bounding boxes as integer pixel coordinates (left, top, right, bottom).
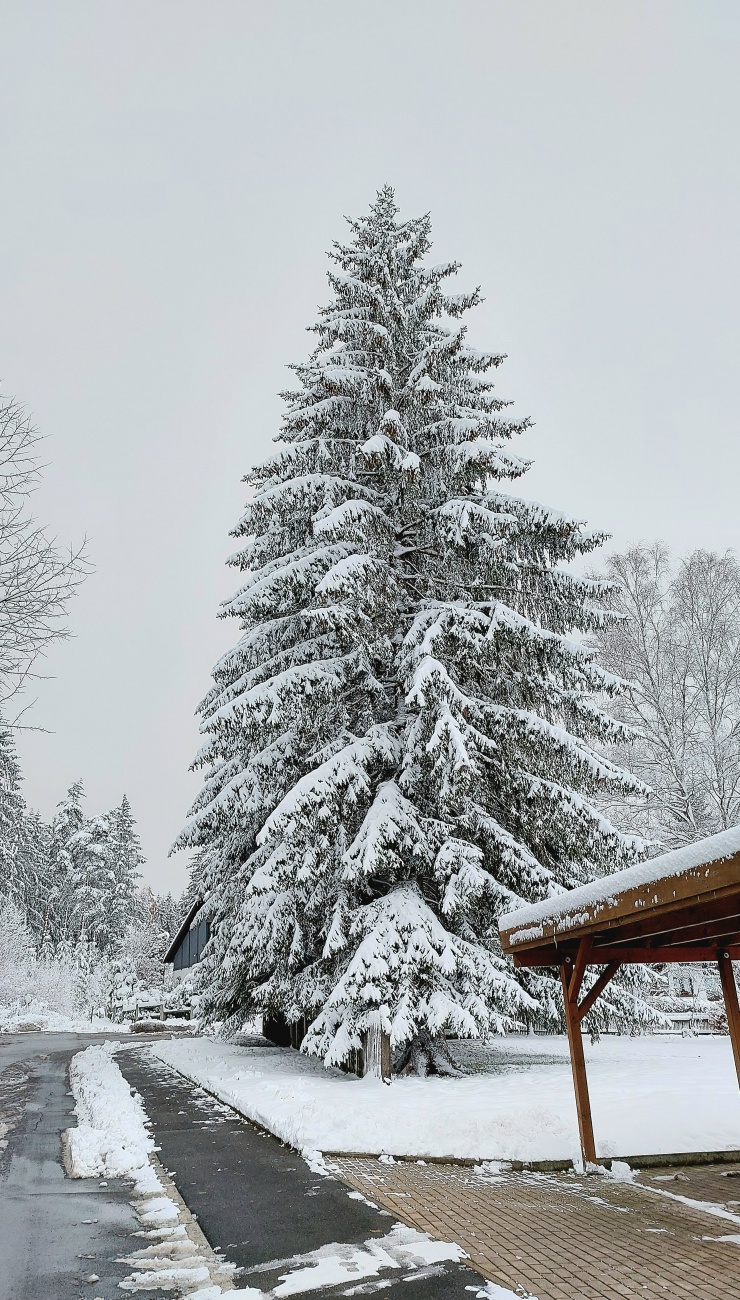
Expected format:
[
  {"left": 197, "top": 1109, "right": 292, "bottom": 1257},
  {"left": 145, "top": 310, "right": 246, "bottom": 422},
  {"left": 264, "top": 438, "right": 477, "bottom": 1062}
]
[
  {"left": 118, "top": 1047, "right": 486, "bottom": 1299},
  {"left": 0, "top": 1031, "right": 162, "bottom": 1300}
]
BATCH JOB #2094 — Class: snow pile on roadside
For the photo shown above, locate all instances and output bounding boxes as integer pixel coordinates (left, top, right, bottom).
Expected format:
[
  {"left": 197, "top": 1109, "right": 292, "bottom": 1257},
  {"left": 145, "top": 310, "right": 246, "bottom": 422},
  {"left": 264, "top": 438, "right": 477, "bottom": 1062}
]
[
  {"left": 0, "top": 999, "right": 125, "bottom": 1035},
  {"left": 67, "top": 1043, "right": 237, "bottom": 1295},
  {"left": 150, "top": 1034, "right": 740, "bottom": 1163},
  {"left": 65, "top": 1041, "right": 159, "bottom": 1191}
]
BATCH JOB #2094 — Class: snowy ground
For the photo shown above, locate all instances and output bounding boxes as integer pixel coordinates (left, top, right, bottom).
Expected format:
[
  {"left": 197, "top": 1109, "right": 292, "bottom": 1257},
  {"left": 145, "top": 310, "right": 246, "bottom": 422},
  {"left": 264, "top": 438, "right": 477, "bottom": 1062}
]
[
  {"left": 65, "top": 1042, "right": 237, "bottom": 1296},
  {"left": 65, "top": 1041, "right": 161, "bottom": 1190},
  {"left": 150, "top": 1034, "right": 740, "bottom": 1164},
  {"left": 0, "top": 1000, "right": 126, "bottom": 1034}
]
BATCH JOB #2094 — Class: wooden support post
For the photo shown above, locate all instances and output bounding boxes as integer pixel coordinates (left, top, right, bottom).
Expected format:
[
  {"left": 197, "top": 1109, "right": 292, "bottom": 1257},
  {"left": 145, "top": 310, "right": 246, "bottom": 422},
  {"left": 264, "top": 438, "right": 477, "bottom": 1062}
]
[
  {"left": 577, "top": 960, "right": 620, "bottom": 1022},
  {"left": 718, "top": 952, "right": 740, "bottom": 1089},
  {"left": 561, "top": 959, "right": 597, "bottom": 1167},
  {"left": 569, "top": 935, "right": 593, "bottom": 1004}
]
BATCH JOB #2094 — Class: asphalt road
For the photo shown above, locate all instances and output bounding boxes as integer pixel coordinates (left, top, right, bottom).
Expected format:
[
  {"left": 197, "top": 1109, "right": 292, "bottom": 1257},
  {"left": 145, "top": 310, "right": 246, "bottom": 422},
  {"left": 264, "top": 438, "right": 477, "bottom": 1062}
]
[
  {"left": 0, "top": 1031, "right": 487, "bottom": 1300},
  {"left": 0, "top": 1031, "right": 161, "bottom": 1300},
  {"left": 119, "top": 1047, "right": 486, "bottom": 1299}
]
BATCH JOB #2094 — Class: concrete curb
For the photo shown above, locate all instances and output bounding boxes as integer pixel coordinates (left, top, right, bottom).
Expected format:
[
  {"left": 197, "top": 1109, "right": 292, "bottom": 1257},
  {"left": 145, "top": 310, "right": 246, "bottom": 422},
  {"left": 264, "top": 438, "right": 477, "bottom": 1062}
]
[{"left": 324, "top": 1148, "right": 740, "bottom": 1173}]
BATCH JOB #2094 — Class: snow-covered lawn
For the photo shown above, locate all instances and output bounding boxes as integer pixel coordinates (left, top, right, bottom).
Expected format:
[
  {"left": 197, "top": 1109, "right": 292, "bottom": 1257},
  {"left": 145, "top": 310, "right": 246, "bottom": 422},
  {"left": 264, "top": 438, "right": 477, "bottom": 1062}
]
[
  {"left": 0, "top": 1000, "right": 126, "bottom": 1034},
  {"left": 150, "top": 1034, "right": 740, "bottom": 1164}
]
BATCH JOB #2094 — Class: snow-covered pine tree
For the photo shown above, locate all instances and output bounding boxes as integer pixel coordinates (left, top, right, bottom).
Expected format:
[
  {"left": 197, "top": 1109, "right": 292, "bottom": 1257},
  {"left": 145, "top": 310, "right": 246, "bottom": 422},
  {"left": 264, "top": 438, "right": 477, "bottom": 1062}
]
[
  {"left": 0, "top": 724, "right": 54, "bottom": 946},
  {"left": 42, "top": 780, "right": 85, "bottom": 947},
  {"left": 155, "top": 888, "right": 187, "bottom": 941},
  {"left": 39, "top": 786, "right": 143, "bottom": 954},
  {"left": 105, "top": 794, "right": 144, "bottom": 940},
  {"left": 178, "top": 188, "right": 644, "bottom": 1071},
  {"left": 0, "top": 724, "right": 27, "bottom": 902},
  {"left": 68, "top": 811, "right": 118, "bottom": 950},
  {"left": 11, "top": 811, "right": 51, "bottom": 943}
]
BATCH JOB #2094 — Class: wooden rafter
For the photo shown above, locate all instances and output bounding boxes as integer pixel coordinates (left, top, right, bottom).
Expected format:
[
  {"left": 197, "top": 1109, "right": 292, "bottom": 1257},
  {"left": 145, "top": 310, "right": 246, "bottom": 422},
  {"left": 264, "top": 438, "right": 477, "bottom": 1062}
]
[
  {"left": 593, "top": 944, "right": 740, "bottom": 963},
  {"left": 512, "top": 942, "right": 740, "bottom": 967}
]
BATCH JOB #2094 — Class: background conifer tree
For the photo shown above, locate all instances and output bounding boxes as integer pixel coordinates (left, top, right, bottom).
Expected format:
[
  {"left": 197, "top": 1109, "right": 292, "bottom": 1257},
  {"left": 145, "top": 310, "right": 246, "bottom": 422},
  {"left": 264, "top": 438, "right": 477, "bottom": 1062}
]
[
  {"left": 105, "top": 794, "right": 144, "bottom": 939},
  {"left": 179, "top": 189, "right": 645, "bottom": 1071},
  {"left": 0, "top": 725, "right": 27, "bottom": 901},
  {"left": 41, "top": 780, "right": 86, "bottom": 948}
]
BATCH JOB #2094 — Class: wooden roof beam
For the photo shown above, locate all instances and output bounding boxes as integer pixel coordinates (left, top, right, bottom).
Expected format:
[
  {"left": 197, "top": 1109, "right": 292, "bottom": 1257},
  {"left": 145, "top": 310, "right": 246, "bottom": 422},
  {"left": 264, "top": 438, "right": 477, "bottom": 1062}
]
[
  {"left": 588, "top": 944, "right": 740, "bottom": 963},
  {"left": 560, "top": 891, "right": 740, "bottom": 949},
  {"left": 513, "top": 942, "right": 740, "bottom": 966},
  {"left": 501, "top": 859, "right": 740, "bottom": 952}
]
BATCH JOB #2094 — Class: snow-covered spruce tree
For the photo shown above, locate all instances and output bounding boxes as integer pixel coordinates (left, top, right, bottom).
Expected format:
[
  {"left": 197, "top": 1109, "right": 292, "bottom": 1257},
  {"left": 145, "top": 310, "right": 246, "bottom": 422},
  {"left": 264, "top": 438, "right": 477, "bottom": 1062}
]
[
  {"left": 42, "top": 780, "right": 86, "bottom": 948},
  {"left": 64, "top": 797, "right": 143, "bottom": 954},
  {"left": 0, "top": 725, "right": 27, "bottom": 900},
  {"left": 179, "top": 188, "right": 647, "bottom": 1072},
  {"left": 68, "top": 811, "right": 121, "bottom": 951},
  {"left": 13, "top": 810, "right": 51, "bottom": 942},
  {"left": 0, "top": 725, "right": 53, "bottom": 947},
  {"left": 105, "top": 795, "right": 144, "bottom": 938}
]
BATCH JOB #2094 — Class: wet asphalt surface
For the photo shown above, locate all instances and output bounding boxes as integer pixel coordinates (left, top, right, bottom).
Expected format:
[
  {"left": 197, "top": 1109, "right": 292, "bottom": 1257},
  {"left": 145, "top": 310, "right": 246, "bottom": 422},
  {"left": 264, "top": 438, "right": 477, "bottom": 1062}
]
[
  {"left": 119, "top": 1047, "right": 485, "bottom": 1299},
  {"left": 0, "top": 1031, "right": 161, "bottom": 1300}
]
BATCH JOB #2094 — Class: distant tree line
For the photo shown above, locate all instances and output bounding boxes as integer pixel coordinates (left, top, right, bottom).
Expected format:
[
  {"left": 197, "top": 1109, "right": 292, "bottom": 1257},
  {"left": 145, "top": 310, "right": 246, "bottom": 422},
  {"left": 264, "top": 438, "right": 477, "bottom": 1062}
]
[{"left": 0, "top": 726, "right": 183, "bottom": 991}]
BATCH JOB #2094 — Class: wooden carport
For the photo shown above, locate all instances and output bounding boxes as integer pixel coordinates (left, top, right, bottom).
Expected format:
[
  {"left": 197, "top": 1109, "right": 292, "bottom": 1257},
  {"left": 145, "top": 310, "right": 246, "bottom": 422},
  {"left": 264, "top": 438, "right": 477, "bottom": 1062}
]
[{"left": 499, "top": 827, "right": 740, "bottom": 1166}]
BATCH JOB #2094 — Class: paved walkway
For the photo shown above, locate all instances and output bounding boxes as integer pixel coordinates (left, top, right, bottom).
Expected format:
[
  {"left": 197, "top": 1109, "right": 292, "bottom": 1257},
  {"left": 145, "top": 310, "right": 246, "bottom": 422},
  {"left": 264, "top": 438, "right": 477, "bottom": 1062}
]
[
  {"left": 334, "top": 1154, "right": 740, "bottom": 1300},
  {"left": 120, "top": 1048, "right": 487, "bottom": 1298}
]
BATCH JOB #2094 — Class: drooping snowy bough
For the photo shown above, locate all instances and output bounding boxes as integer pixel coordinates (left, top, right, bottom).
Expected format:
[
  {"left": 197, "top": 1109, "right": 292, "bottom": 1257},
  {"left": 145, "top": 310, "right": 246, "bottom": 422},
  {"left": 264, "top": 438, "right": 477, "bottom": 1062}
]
[{"left": 177, "top": 188, "right": 648, "bottom": 1074}]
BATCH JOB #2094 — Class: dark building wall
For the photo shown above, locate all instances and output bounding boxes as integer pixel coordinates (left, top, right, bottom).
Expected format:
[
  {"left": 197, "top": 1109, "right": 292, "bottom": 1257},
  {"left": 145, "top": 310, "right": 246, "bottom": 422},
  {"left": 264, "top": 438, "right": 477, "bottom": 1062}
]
[{"left": 172, "top": 918, "right": 210, "bottom": 971}]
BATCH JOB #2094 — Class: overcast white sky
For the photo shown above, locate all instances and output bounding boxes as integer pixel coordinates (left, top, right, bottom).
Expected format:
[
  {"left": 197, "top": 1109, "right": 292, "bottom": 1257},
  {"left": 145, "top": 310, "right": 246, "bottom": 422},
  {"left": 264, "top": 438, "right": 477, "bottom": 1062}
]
[{"left": 1, "top": 2, "right": 739, "bottom": 893}]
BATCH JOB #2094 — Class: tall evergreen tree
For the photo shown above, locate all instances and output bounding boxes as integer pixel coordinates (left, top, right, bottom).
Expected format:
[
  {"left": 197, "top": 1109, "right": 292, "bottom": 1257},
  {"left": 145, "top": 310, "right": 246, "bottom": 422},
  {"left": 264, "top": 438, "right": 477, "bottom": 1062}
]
[
  {"left": 0, "top": 725, "right": 27, "bottom": 901},
  {"left": 179, "top": 189, "right": 643, "bottom": 1069},
  {"left": 105, "top": 794, "right": 144, "bottom": 939},
  {"left": 41, "top": 779, "right": 86, "bottom": 948},
  {"left": 0, "top": 726, "right": 53, "bottom": 946},
  {"left": 68, "top": 811, "right": 118, "bottom": 950},
  {"left": 12, "top": 810, "right": 51, "bottom": 942}
]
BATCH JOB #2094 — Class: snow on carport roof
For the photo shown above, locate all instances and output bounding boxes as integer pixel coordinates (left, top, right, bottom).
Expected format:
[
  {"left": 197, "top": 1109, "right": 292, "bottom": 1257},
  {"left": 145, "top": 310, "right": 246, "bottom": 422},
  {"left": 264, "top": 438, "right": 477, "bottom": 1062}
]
[{"left": 499, "top": 823, "right": 740, "bottom": 945}]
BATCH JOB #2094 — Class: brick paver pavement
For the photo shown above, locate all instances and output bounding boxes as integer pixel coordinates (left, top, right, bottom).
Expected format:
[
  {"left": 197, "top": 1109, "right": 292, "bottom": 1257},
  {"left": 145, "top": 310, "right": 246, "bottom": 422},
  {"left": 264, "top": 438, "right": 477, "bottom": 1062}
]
[{"left": 332, "top": 1156, "right": 740, "bottom": 1300}]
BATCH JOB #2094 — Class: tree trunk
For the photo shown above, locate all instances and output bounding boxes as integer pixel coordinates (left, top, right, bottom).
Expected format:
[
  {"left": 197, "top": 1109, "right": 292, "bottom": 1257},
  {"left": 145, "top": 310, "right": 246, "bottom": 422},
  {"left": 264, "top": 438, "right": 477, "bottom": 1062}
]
[
  {"left": 363, "top": 1021, "right": 392, "bottom": 1082},
  {"left": 393, "top": 1027, "right": 464, "bottom": 1077}
]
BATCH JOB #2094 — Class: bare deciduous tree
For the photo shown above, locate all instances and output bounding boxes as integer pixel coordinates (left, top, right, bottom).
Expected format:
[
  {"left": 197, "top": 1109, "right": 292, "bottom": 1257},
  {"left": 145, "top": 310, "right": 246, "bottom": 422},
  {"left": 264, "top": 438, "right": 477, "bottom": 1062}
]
[
  {"left": 595, "top": 542, "right": 740, "bottom": 848},
  {"left": 0, "top": 393, "right": 87, "bottom": 716}
]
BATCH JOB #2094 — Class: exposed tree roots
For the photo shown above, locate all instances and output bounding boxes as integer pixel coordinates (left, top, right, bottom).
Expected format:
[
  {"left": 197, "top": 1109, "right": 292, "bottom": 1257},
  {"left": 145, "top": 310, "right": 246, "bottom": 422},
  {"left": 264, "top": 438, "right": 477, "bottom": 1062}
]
[{"left": 393, "top": 1027, "right": 465, "bottom": 1077}]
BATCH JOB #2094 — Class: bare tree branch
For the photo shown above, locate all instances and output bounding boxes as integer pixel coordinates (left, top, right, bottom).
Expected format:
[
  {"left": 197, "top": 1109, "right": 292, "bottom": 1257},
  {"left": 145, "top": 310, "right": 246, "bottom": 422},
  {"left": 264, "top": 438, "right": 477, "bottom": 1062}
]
[
  {"left": 0, "top": 393, "right": 89, "bottom": 714},
  {"left": 592, "top": 542, "right": 740, "bottom": 848}
]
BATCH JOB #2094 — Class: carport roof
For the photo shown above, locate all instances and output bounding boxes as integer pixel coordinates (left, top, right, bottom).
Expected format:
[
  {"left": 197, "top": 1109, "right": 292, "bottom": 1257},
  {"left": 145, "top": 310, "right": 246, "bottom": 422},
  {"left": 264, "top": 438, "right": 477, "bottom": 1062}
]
[
  {"left": 499, "top": 825, "right": 740, "bottom": 966},
  {"left": 498, "top": 825, "right": 740, "bottom": 1166}
]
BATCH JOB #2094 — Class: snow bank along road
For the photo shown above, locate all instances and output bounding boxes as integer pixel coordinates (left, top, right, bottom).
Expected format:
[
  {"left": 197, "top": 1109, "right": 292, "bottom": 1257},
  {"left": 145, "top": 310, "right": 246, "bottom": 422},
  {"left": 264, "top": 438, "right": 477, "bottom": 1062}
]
[
  {"left": 117, "top": 1048, "right": 492, "bottom": 1299},
  {"left": 0, "top": 1030, "right": 163, "bottom": 1300}
]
